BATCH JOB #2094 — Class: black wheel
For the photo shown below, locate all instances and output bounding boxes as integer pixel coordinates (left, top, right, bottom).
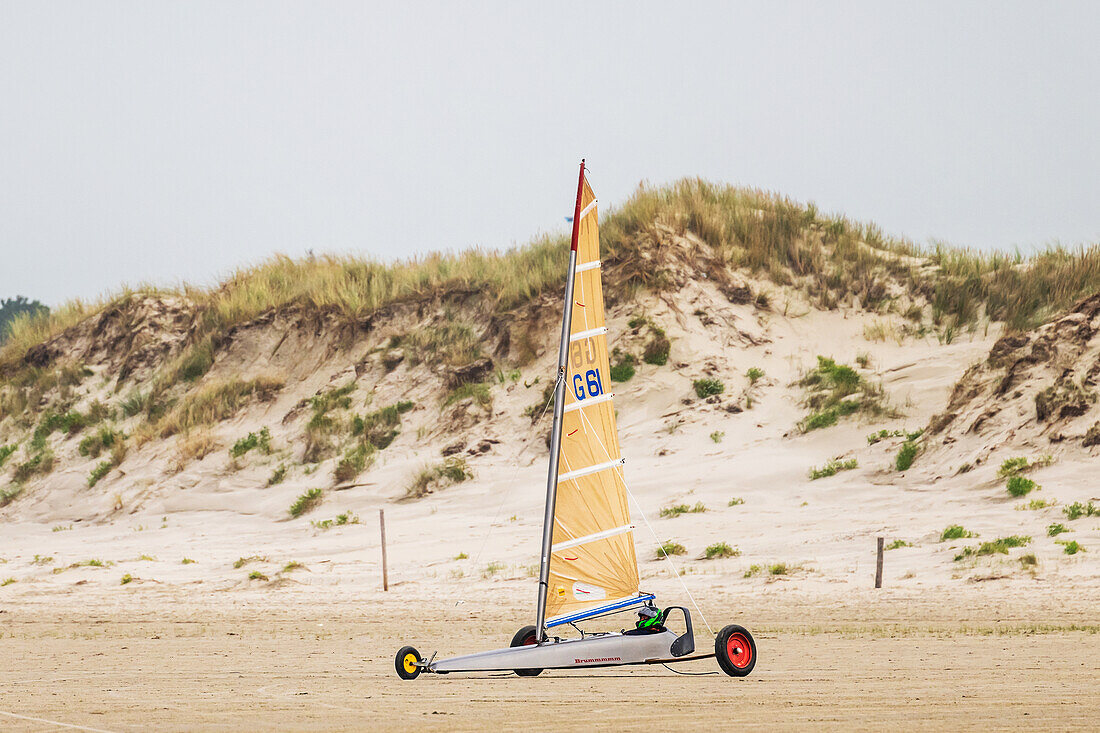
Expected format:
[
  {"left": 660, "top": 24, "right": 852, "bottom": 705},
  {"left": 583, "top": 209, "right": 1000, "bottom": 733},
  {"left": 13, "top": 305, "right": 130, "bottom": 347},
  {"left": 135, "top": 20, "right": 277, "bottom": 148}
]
[
  {"left": 510, "top": 624, "right": 543, "bottom": 677},
  {"left": 395, "top": 645, "right": 422, "bottom": 680},
  {"left": 715, "top": 624, "right": 756, "bottom": 677}
]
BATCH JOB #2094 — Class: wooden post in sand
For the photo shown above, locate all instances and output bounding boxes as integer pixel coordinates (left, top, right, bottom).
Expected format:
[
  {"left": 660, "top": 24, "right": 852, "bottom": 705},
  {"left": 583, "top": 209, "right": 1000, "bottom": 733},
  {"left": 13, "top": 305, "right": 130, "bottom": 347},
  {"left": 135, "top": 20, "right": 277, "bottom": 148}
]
[
  {"left": 875, "top": 536, "right": 884, "bottom": 589},
  {"left": 380, "top": 509, "right": 389, "bottom": 591}
]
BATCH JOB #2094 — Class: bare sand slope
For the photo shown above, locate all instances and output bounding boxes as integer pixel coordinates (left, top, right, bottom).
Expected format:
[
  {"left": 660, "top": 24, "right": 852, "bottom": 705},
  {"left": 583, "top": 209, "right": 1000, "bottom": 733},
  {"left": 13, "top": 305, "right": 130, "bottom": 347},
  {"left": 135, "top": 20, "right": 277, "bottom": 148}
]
[{"left": 2, "top": 302, "right": 1096, "bottom": 604}]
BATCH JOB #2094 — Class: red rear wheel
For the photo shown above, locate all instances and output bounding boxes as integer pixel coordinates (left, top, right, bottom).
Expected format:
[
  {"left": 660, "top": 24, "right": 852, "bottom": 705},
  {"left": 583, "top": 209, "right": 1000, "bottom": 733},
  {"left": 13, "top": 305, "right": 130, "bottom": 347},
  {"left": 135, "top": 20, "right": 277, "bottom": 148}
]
[{"left": 715, "top": 624, "right": 757, "bottom": 677}]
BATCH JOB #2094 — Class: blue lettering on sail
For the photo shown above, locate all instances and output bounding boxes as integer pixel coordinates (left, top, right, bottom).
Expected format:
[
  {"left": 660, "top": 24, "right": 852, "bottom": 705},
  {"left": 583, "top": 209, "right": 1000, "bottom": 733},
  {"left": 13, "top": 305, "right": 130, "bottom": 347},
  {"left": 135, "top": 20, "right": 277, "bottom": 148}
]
[
  {"left": 574, "top": 369, "right": 604, "bottom": 401},
  {"left": 586, "top": 369, "right": 602, "bottom": 397}
]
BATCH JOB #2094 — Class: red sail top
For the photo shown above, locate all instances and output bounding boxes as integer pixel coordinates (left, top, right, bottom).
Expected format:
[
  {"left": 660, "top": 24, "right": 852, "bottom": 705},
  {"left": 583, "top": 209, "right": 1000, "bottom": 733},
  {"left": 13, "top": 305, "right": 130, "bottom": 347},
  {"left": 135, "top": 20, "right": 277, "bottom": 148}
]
[{"left": 570, "top": 159, "right": 586, "bottom": 252}]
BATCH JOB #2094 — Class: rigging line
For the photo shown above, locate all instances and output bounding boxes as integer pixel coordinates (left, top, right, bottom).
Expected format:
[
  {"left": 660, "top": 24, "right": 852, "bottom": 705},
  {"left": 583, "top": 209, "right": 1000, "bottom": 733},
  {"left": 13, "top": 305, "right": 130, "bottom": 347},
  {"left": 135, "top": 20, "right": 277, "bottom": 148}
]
[
  {"left": 574, "top": 406, "right": 715, "bottom": 636},
  {"left": 660, "top": 663, "right": 719, "bottom": 676},
  {"left": 462, "top": 371, "right": 563, "bottom": 594},
  {"left": 623, "top": 480, "right": 715, "bottom": 636},
  {"left": 512, "top": 371, "right": 563, "bottom": 464}
]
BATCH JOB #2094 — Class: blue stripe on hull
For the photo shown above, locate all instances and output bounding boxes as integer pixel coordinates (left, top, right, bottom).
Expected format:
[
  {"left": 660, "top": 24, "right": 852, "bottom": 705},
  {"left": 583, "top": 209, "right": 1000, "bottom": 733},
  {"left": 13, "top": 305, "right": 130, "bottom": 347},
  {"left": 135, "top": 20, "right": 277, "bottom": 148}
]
[{"left": 545, "top": 594, "right": 656, "bottom": 628}]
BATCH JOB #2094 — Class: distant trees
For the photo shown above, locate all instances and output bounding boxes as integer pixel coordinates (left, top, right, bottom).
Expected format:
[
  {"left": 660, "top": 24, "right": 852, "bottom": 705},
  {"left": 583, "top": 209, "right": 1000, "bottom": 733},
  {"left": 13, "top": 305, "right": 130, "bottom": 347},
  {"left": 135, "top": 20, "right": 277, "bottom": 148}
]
[{"left": 0, "top": 296, "right": 49, "bottom": 343}]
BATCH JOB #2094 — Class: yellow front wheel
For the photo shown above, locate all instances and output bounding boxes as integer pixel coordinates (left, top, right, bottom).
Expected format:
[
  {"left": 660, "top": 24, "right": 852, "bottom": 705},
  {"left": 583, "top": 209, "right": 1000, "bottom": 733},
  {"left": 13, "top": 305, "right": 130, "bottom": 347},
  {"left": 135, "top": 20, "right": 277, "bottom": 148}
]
[{"left": 395, "top": 645, "right": 423, "bottom": 680}]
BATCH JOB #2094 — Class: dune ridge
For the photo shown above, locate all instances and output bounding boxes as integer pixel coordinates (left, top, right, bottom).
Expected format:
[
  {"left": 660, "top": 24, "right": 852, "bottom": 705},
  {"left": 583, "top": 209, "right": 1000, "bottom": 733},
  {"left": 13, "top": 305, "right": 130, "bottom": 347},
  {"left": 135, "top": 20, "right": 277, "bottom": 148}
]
[{"left": 1, "top": 180, "right": 1098, "bottom": 610}]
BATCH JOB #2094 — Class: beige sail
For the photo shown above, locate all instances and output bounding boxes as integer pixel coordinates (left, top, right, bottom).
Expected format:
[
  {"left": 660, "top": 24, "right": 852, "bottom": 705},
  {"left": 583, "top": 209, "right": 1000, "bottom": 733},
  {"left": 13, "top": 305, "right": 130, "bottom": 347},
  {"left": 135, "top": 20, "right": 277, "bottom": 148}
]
[{"left": 544, "top": 178, "right": 641, "bottom": 622}]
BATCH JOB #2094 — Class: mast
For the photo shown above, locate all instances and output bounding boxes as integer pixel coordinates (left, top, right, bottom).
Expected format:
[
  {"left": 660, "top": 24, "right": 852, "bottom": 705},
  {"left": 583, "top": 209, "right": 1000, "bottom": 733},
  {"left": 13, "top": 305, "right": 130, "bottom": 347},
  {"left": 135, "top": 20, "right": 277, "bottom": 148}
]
[{"left": 534, "top": 159, "right": 586, "bottom": 640}]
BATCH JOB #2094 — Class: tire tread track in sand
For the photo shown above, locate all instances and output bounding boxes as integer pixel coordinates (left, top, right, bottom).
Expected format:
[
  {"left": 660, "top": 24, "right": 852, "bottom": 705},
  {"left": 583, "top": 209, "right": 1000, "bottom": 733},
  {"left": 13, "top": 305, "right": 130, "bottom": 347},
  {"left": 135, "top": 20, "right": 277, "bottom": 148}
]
[{"left": 0, "top": 709, "right": 121, "bottom": 733}]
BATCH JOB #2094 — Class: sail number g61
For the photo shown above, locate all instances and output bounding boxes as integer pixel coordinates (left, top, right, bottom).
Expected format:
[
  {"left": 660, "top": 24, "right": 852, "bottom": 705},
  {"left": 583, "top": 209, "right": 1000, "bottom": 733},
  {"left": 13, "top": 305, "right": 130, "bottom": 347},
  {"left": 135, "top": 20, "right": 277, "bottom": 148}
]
[{"left": 570, "top": 339, "right": 603, "bottom": 401}]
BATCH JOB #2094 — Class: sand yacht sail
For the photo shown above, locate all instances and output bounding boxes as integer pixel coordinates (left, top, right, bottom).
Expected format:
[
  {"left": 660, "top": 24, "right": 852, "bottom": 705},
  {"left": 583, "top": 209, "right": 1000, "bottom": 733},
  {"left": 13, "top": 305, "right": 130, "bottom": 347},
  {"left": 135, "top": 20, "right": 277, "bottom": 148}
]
[
  {"left": 535, "top": 160, "right": 645, "bottom": 636},
  {"left": 394, "top": 161, "right": 757, "bottom": 679}
]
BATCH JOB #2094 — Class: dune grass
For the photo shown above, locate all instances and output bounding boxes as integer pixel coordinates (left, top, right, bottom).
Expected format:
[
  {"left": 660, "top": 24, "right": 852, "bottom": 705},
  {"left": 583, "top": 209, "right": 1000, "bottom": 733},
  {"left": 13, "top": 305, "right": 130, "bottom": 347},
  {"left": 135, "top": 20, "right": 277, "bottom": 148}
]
[
  {"left": 1047, "top": 523, "right": 1069, "bottom": 537},
  {"left": 267, "top": 464, "right": 288, "bottom": 486},
  {"left": 798, "top": 356, "right": 894, "bottom": 432},
  {"left": 173, "top": 429, "right": 220, "bottom": 469},
  {"left": 78, "top": 426, "right": 124, "bottom": 459},
  {"left": 656, "top": 540, "right": 687, "bottom": 559},
  {"left": 660, "top": 502, "right": 707, "bottom": 518},
  {"left": 998, "top": 454, "right": 1054, "bottom": 478},
  {"left": 404, "top": 457, "right": 472, "bottom": 500},
  {"left": 703, "top": 542, "right": 740, "bottom": 559},
  {"left": 1063, "top": 501, "right": 1098, "bottom": 521},
  {"left": 288, "top": 488, "right": 323, "bottom": 518},
  {"left": 0, "top": 484, "right": 24, "bottom": 508},
  {"left": 808, "top": 458, "right": 858, "bottom": 480},
  {"left": 867, "top": 428, "right": 923, "bottom": 445},
  {"left": 302, "top": 381, "right": 356, "bottom": 462},
  {"left": 1006, "top": 475, "right": 1039, "bottom": 498},
  {"left": 940, "top": 524, "right": 976, "bottom": 542},
  {"left": 641, "top": 323, "right": 671, "bottom": 366},
  {"left": 3, "top": 179, "right": 1100, "bottom": 435},
  {"left": 87, "top": 460, "right": 114, "bottom": 488},
  {"left": 312, "top": 511, "right": 359, "bottom": 530},
  {"left": 954, "top": 535, "right": 1031, "bottom": 561},
  {"left": 404, "top": 323, "right": 482, "bottom": 367},
  {"left": 442, "top": 382, "right": 492, "bottom": 409},
  {"left": 895, "top": 440, "right": 920, "bottom": 471},
  {"left": 693, "top": 378, "right": 724, "bottom": 399},
  {"left": 351, "top": 400, "right": 414, "bottom": 450},
  {"left": 233, "top": 555, "right": 267, "bottom": 569},
  {"left": 334, "top": 444, "right": 373, "bottom": 483},
  {"left": 150, "top": 376, "right": 283, "bottom": 440},
  {"left": 610, "top": 351, "right": 636, "bottom": 382},
  {"left": 1057, "top": 540, "right": 1084, "bottom": 555},
  {"left": 13, "top": 450, "right": 54, "bottom": 482},
  {"left": 230, "top": 427, "right": 272, "bottom": 458},
  {"left": 0, "top": 182, "right": 1085, "bottom": 374}
]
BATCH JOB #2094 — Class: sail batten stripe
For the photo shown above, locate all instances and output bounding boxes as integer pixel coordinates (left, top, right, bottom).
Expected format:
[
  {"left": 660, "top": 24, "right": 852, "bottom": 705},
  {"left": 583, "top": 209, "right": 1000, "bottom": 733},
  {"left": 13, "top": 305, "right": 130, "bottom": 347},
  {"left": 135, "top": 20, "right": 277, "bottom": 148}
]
[
  {"left": 574, "top": 260, "right": 601, "bottom": 273},
  {"left": 558, "top": 458, "right": 624, "bottom": 483},
  {"left": 569, "top": 326, "right": 607, "bottom": 342},
  {"left": 552, "top": 524, "right": 634, "bottom": 552},
  {"left": 577, "top": 199, "right": 598, "bottom": 222},
  {"left": 564, "top": 393, "right": 614, "bottom": 412}
]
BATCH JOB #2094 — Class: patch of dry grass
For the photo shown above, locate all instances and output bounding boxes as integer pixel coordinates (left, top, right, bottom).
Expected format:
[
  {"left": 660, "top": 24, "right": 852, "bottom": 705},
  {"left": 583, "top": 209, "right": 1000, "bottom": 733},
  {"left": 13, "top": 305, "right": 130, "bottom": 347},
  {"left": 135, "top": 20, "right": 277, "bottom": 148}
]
[
  {"left": 172, "top": 429, "right": 220, "bottom": 471},
  {"left": 863, "top": 319, "right": 905, "bottom": 344},
  {"left": 403, "top": 322, "right": 482, "bottom": 367},
  {"left": 404, "top": 457, "right": 472, "bottom": 500},
  {"left": 150, "top": 376, "right": 284, "bottom": 440}
]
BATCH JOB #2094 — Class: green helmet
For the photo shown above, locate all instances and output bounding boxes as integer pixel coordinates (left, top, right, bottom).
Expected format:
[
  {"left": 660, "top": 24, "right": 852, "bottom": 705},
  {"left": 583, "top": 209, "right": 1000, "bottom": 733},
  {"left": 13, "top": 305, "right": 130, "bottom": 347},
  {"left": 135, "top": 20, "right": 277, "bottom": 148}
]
[{"left": 636, "top": 606, "right": 662, "bottom": 629}]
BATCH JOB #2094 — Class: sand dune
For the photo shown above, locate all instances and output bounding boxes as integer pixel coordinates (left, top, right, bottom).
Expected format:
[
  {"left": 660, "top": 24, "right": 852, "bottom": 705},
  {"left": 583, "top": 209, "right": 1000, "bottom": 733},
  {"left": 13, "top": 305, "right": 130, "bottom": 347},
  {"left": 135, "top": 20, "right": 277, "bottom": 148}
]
[{"left": 2, "top": 281, "right": 1097, "bottom": 610}]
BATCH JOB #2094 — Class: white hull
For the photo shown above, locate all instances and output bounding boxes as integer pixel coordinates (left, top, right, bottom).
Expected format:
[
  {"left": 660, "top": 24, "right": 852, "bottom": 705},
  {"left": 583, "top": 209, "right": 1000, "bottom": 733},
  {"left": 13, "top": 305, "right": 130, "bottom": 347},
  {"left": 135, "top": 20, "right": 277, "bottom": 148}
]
[{"left": 430, "top": 630, "right": 687, "bottom": 673}]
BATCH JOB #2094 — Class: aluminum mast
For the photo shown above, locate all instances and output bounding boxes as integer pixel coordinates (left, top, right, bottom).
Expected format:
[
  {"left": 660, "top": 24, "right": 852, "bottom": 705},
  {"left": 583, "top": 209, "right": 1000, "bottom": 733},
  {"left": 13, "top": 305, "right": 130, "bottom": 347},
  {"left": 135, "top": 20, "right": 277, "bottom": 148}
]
[{"left": 534, "top": 159, "right": 586, "bottom": 640}]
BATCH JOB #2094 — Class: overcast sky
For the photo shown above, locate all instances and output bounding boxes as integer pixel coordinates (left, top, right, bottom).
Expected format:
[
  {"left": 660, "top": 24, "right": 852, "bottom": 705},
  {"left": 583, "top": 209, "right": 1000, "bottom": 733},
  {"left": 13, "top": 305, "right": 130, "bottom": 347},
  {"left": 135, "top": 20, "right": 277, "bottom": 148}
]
[{"left": 2, "top": 2, "right": 1098, "bottom": 306}]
